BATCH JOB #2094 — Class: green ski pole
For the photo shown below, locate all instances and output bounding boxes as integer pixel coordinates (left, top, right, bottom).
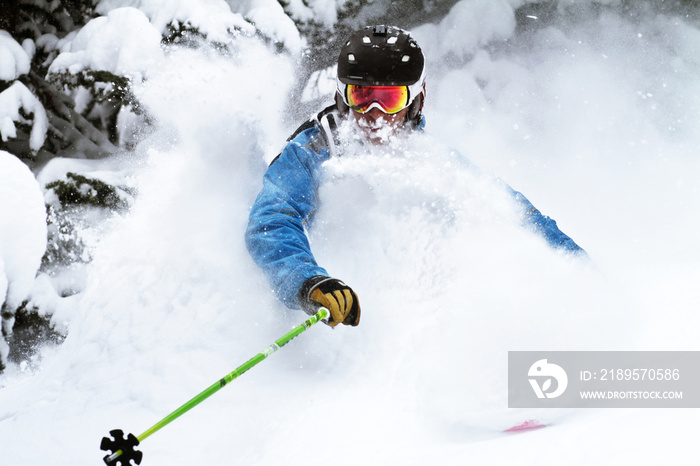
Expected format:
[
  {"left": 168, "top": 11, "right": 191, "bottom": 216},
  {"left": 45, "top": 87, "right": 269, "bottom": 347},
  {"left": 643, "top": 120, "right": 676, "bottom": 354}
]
[{"left": 100, "top": 307, "right": 329, "bottom": 466}]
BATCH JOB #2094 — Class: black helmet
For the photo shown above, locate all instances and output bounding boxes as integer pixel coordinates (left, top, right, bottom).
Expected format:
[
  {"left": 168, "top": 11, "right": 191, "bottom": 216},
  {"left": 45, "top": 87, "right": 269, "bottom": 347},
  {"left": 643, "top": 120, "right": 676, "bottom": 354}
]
[
  {"left": 337, "top": 25, "right": 425, "bottom": 87},
  {"left": 336, "top": 25, "right": 426, "bottom": 123}
]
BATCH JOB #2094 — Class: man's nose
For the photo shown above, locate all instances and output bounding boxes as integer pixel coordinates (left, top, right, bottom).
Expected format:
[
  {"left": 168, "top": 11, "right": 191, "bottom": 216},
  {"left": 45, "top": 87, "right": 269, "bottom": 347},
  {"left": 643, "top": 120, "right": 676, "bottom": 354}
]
[{"left": 365, "top": 107, "right": 388, "bottom": 120}]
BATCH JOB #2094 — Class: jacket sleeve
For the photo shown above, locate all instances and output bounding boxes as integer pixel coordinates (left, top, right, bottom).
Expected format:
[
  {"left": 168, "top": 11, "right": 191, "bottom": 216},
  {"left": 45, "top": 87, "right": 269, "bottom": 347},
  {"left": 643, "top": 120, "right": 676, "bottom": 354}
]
[
  {"left": 245, "top": 130, "right": 330, "bottom": 308},
  {"left": 453, "top": 150, "right": 587, "bottom": 257},
  {"left": 506, "top": 184, "right": 587, "bottom": 256}
]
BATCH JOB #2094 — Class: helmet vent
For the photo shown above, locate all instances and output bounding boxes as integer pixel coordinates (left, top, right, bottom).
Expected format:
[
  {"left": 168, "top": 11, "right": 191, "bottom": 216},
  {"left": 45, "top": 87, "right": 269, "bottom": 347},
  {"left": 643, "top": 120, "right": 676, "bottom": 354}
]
[
  {"left": 373, "top": 25, "right": 388, "bottom": 36},
  {"left": 402, "top": 55, "right": 410, "bottom": 62},
  {"left": 387, "top": 36, "right": 398, "bottom": 44},
  {"left": 362, "top": 36, "right": 371, "bottom": 44},
  {"left": 347, "top": 53, "right": 356, "bottom": 63}
]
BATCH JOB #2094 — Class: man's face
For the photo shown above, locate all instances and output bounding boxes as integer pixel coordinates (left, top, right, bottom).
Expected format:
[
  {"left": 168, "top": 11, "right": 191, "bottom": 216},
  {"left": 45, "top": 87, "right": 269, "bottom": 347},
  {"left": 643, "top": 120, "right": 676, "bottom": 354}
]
[{"left": 351, "top": 106, "right": 409, "bottom": 144}]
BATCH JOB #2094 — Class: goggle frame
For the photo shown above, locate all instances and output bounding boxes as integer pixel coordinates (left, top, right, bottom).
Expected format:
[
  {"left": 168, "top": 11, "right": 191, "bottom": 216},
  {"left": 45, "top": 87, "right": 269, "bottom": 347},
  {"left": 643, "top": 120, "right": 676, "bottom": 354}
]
[{"left": 337, "top": 73, "right": 426, "bottom": 115}]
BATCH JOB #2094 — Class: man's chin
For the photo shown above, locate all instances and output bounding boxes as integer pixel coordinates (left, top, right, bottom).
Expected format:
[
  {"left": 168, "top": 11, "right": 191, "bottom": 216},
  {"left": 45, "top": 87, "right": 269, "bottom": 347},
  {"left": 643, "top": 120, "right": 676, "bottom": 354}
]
[{"left": 361, "top": 127, "right": 395, "bottom": 144}]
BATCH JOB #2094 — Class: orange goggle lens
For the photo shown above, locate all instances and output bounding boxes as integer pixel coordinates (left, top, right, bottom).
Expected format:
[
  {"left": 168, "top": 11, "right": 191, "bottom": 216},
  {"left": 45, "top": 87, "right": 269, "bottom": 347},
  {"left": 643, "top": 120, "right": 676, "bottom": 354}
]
[{"left": 345, "top": 85, "right": 409, "bottom": 114}]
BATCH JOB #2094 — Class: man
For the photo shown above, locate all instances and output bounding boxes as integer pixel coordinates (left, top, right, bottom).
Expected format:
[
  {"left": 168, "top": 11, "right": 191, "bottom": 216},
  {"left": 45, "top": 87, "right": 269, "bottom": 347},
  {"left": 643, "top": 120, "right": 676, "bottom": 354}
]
[{"left": 246, "top": 25, "right": 585, "bottom": 328}]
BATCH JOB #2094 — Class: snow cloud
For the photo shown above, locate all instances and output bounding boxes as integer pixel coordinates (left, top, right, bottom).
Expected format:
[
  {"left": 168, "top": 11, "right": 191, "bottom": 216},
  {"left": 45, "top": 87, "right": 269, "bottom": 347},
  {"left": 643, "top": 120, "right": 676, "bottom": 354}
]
[{"left": 413, "top": 0, "right": 517, "bottom": 63}]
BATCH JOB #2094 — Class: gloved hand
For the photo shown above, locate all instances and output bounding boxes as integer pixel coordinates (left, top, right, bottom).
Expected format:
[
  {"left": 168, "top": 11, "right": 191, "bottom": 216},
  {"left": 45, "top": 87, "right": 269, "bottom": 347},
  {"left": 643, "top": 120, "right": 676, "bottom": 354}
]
[{"left": 299, "top": 276, "right": 361, "bottom": 327}]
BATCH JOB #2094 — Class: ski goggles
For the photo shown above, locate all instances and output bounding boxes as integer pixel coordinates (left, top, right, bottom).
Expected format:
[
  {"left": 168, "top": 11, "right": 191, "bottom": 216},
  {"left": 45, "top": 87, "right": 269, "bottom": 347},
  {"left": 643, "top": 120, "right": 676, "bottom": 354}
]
[{"left": 344, "top": 85, "right": 410, "bottom": 114}]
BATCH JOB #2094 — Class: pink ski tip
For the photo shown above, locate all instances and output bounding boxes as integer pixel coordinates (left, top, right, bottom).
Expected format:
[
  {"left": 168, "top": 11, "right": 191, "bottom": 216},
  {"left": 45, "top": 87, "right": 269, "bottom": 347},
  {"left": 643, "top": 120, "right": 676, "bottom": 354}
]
[{"left": 504, "top": 420, "right": 547, "bottom": 432}]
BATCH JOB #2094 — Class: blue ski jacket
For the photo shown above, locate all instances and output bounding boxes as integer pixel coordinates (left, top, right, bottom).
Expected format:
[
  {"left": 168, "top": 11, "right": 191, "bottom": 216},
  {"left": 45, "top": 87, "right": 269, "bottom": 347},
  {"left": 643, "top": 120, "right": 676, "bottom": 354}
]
[{"left": 246, "top": 106, "right": 586, "bottom": 308}]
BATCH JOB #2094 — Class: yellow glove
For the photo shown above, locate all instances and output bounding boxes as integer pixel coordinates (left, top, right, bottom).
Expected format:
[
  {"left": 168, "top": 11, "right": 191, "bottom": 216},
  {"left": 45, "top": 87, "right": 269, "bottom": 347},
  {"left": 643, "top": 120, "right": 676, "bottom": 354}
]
[{"left": 300, "top": 276, "right": 361, "bottom": 327}]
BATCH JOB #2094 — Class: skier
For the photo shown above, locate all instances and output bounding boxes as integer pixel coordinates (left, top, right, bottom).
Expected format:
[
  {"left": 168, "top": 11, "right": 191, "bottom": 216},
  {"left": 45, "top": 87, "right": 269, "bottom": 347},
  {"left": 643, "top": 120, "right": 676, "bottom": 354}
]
[{"left": 246, "top": 25, "right": 586, "bottom": 328}]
